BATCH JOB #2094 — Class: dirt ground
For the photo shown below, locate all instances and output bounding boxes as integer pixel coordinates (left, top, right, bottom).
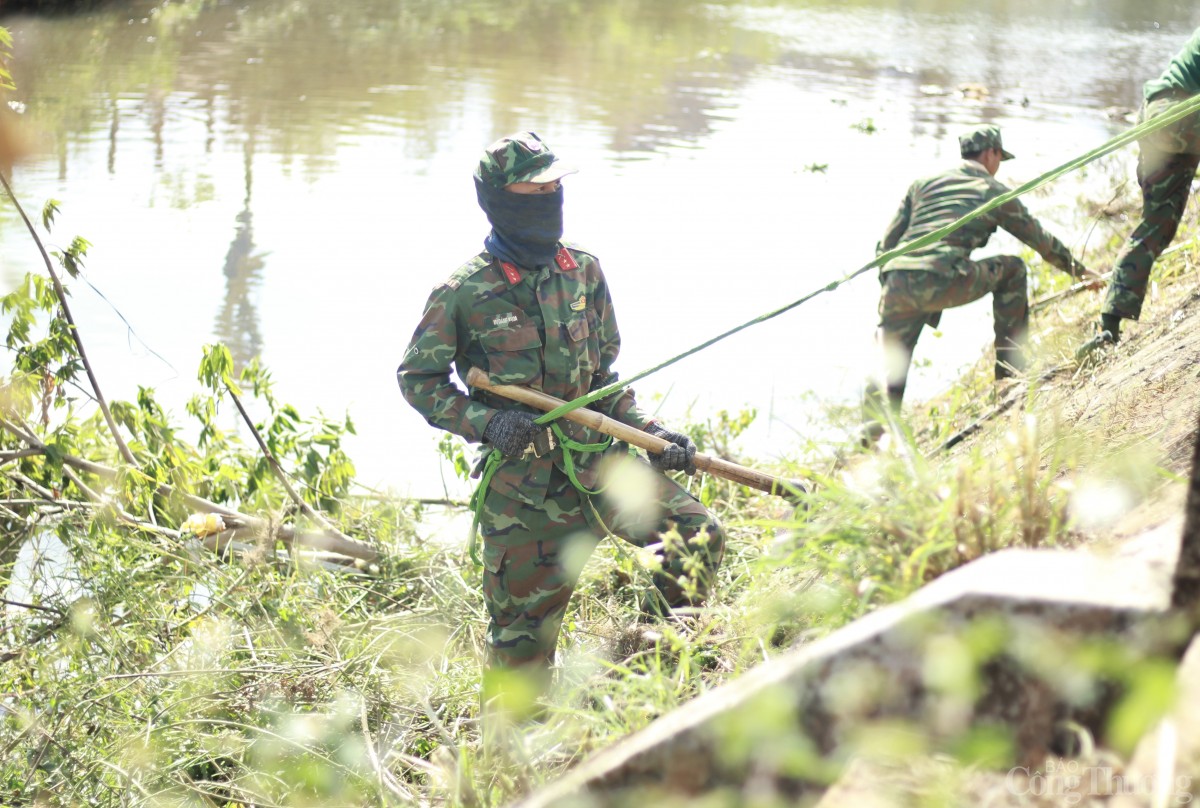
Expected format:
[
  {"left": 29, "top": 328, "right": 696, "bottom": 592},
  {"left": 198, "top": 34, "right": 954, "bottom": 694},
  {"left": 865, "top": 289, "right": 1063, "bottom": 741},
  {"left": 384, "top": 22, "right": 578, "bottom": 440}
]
[
  {"left": 816, "top": 227, "right": 1200, "bottom": 807},
  {"left": 1030, "top": 274, "right": 1200, "bottom": 542}
]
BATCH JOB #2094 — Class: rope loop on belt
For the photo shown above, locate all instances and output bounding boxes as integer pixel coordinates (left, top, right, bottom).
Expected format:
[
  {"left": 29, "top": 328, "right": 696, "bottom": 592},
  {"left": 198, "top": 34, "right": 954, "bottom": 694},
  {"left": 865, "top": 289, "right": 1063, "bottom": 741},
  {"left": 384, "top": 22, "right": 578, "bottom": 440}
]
[
  {"left": 466, "top": 423, "right": 637, "bottom": 565},
  {"left": 550, "top": 422, "right": 614, "bottom": 496}
]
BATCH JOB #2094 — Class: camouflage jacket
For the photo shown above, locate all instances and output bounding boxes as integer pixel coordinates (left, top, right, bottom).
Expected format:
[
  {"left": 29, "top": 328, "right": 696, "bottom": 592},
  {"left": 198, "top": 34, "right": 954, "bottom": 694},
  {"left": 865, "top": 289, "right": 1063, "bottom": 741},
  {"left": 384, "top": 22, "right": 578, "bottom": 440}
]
[
  {"left": 397, "top": 243, "right": 652, "bottom": 507},
  {"left": 877, "top": 160, "right": 1081, "bottom": 276},
  {"left": 1144, "top": 27, "right": 1200, "bottom": 102}
]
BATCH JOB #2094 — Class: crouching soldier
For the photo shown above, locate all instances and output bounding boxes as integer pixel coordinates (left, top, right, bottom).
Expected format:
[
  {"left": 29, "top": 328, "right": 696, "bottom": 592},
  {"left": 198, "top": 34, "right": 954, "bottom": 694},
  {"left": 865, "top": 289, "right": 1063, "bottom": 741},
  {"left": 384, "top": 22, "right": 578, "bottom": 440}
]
[{"left": 862, "top": 124, "right": 1097, "bottom": 443}]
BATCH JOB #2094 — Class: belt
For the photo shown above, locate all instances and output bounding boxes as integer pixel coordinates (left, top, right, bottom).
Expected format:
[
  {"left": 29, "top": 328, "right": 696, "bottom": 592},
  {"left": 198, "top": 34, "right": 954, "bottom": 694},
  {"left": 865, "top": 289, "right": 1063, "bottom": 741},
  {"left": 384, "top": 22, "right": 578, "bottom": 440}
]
[{"left": 522, "top": 426, "right": 558, "bottom": 459}]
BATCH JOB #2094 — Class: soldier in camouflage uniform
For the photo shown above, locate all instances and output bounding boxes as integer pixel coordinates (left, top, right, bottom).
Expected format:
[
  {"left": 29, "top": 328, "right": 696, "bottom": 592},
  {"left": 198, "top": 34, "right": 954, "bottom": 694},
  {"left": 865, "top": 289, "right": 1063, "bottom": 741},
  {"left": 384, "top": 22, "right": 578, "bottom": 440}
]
[
  {"left": 863, "top": 125, "right": 1094, "bottom": 440},
  {"left": 397, "top": 132, "right": 724, "bottom": 694},
  {"left": 1085, "top": 27, "right": 1200, "bottom": 352}
]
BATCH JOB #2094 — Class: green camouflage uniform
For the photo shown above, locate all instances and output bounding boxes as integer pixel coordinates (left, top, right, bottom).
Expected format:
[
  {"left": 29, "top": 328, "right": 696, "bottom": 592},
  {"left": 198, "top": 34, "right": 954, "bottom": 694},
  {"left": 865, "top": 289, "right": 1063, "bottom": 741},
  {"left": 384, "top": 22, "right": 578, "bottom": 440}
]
[
  {"left": 397, "top": 243, "right": 724, "bottom": 680},
  {"left": 865, "top": 132, "right": 1083, "bottom": 419},
  {"left": 1104, "top": 27, "right": 1200, "bottom": 321}
]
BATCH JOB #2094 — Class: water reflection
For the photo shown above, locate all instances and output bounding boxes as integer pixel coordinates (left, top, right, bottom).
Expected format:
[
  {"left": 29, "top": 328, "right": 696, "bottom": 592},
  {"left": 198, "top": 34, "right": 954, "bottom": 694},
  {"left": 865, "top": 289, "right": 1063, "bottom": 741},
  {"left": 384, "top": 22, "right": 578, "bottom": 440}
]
[
  {"left": 215, "top": 139, "right": 265, "bottom": 370},
  {"left": 0, "top": 0, "right": 1197, "bottom": 497},
  {"left": 3, "top": 0, "right": 773, "bottom": 159}
]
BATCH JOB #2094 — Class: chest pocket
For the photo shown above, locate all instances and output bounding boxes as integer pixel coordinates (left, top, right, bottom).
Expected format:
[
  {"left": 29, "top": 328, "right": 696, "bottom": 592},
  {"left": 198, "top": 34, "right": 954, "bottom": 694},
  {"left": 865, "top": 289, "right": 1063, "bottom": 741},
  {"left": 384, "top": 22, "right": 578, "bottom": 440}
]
[
  {"left": 480, "top": 324, "right": 544, "bottom": 386},
  {"left": 566, "top": 315, "right": 599, "bottom": 379}
]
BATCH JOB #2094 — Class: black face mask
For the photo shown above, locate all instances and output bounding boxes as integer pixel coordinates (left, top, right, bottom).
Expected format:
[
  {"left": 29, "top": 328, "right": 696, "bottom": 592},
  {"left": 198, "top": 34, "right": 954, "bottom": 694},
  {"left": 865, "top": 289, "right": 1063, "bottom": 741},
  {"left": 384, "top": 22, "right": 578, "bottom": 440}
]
[{"left": 475, "top": 176, "right": 564, "bottom": 270}]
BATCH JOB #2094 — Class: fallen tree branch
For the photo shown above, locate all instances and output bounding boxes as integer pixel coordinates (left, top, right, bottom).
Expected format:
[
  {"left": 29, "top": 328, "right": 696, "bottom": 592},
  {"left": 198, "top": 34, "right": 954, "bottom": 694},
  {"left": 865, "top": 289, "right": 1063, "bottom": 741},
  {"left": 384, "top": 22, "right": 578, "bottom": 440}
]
[
  {"left": 8, "top": 468, "right": 58, "bottom": 501},
  {"left": 1031, "top": 235, "right": 1200, "bottom": 314},
  {"left": 933, "top": 362, "right": 1071, "bottom": 454},
  {"left": 0, "top": 447, "right": 43, "bottom": 465},
  {"left": 0, "top": 497, "right": 93, "bottom": 507},
  {"left": 0, "top": 414, "right": 379, "bottom": 562},
  {"left": 61, "top": 465, "right": 181, "bottom": 540},
  {"left": 1030, "top": 272, "right": 1110, "bottom": 314}
]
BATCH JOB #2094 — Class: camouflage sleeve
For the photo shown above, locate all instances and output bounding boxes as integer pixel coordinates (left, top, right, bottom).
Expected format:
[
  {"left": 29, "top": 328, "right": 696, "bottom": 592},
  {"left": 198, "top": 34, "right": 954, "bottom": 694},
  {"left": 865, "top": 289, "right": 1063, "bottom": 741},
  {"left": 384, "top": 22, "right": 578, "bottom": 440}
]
[
  {"left": 876, "top": 185, "right": 914, "bottom": 255},
  {"left": 996, "top": 198, "right": 1081, "bottom": 276},
  {"left": 397, "top": 284, "right": 496, "bottom": 443},
  {"left": 589, "top": 267, "right": 653, "bottom": 430}
]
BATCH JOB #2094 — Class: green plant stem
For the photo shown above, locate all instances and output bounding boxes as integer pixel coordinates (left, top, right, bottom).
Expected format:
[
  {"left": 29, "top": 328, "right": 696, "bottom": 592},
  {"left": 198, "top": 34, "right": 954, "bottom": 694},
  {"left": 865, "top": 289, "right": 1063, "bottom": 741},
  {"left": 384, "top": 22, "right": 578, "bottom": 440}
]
[
  {"left": 538, "top": 92, "right": 1200, "bottom": 424},
  {"left": 0, "top": 171, "right": 137, "bottom": 468}
]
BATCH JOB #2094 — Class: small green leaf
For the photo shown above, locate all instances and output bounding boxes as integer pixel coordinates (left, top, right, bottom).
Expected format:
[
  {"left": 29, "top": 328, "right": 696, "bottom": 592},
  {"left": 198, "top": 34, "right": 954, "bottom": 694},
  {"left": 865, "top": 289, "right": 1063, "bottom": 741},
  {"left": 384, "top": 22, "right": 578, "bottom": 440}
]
[{"left": 42, "top": 199, "right": 62, "bottom": 232}]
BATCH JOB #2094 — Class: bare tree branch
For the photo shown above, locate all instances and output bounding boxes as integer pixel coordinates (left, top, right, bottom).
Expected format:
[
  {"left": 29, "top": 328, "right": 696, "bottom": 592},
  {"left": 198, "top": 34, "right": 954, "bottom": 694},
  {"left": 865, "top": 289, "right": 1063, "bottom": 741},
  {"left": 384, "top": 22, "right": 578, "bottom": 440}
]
[
  {"left": 1, "top": 597, "right": 64, "bottom": 616},
  {"left": 224, "top": 382, "right": 355, "bottom": 545},
  {"left": 0, "top": 447, "right": 42, "bottom": 465}
]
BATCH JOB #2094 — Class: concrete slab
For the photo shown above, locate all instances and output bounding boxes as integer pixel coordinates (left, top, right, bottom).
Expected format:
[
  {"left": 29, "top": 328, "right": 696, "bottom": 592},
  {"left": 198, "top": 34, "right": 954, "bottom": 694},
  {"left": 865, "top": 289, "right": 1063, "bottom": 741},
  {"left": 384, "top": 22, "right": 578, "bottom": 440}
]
[{"left": 515, "top": 525, "right": 1186, "bottom": 807}]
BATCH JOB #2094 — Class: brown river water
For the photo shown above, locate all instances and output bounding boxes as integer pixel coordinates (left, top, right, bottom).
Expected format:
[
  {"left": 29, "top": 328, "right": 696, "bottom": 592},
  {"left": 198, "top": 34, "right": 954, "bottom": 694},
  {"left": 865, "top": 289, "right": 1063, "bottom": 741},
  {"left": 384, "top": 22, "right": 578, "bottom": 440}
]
[{"left": 0, "top": 0, "right": 1197, "bottom": 502}]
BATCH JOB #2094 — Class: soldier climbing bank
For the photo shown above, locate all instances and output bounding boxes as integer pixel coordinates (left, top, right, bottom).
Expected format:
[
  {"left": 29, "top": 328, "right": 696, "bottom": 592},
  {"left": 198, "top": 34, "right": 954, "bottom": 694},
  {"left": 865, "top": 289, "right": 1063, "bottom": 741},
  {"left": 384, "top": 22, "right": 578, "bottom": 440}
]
[
  {"left": 863, "top": 124, "right": 1098, "bottom": 441},
  {"left": 1083, "top": 25, "right": 1200, "bottom": 355}
]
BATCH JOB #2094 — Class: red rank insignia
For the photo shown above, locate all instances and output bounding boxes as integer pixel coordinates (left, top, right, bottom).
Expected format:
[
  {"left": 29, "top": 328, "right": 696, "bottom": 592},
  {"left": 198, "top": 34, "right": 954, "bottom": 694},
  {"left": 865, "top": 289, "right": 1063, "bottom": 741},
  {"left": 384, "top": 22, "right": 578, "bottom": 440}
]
[
  {"left": 555, "top": 248, "right": 578, "bottom": 271},
  {"left": 499, "top": 262, "right": 521, "bottom": 285}
]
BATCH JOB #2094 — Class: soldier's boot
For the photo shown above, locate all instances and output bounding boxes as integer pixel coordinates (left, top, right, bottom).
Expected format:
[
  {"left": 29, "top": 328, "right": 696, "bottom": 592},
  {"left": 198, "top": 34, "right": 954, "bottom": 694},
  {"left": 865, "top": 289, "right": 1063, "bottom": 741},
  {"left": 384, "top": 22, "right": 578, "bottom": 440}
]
[
  {"left": 1075, "top": 314, "right": 1122, "bottom": 362},
  {"left": 480, "top": 662, "right": 551, "bottom": 740},
  {"left": 1075, "top": 330, "right": 1116, "bottom": 361},
  {"left": 857, "top": 421, "right": 885, "bottom": 449},
  {"left": 639, "top": 523, "right": 723, "bottom": 620},
  {"left": 994, "top": 344, "right": 1026, "bottom": 381},
  {"left": 859, "top": 378, "right": 904, "bottom": 449}
]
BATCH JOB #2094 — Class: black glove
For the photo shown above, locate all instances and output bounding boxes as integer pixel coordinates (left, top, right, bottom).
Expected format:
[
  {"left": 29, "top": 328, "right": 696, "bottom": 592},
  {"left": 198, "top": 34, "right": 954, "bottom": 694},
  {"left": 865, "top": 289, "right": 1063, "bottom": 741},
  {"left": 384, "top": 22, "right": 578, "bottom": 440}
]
[
  {"left": 645, "top": 422, "right": 697, "bottom": 475},
  {"left": 483, "top": 410, "right": 538, "bottom": 458}
]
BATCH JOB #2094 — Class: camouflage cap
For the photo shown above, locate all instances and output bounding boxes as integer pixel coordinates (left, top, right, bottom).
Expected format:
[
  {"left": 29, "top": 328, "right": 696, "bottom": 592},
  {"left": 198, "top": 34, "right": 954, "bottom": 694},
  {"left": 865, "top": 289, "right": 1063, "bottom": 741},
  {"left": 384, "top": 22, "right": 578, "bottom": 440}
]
[
  {"left": 958, "top": 125, "right": 1015, "bottom": 160},
  {"left": 475, "top": 131, "right": 578, "bottom": 188}
]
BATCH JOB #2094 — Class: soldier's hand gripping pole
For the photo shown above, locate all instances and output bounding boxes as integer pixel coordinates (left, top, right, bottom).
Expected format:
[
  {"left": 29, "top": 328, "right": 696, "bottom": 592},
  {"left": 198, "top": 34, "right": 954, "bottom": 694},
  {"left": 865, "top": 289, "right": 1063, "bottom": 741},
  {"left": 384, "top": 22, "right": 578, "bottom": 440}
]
[{"left": 465, "top": 368, "right": 807, "bottom": 501}]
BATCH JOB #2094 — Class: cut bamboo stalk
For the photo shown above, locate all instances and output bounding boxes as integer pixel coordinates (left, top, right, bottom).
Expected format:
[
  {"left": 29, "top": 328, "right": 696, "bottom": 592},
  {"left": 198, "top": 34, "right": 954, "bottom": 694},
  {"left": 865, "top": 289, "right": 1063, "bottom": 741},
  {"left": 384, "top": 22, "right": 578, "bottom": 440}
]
[{"left": 466, "top": 368, "right": 805, "bottom": 500}]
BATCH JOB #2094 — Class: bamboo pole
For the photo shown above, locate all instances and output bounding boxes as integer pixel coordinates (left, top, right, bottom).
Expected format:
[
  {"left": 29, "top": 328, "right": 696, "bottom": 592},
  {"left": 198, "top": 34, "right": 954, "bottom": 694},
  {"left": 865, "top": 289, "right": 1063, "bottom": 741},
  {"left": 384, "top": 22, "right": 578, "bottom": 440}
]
[{"left": 465, "top": 368, "right": 805, "bottom": 500}]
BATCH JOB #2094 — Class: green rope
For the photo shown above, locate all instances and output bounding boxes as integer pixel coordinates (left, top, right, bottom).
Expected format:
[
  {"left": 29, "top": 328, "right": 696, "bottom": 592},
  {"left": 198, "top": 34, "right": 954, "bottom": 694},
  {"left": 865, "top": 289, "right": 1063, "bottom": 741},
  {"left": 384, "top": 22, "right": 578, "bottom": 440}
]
[
  {"left": 466, "top": 449, "right": 505, "bottom": 566},
  {"left": 533, "top": 93, "right": 1200, "bottom": 424},
  {"left": 549, "top": 422, "right": 617, "bottom": 495},
  {"left": 465, "top": 426, "right": 626, "bottom": 565}
]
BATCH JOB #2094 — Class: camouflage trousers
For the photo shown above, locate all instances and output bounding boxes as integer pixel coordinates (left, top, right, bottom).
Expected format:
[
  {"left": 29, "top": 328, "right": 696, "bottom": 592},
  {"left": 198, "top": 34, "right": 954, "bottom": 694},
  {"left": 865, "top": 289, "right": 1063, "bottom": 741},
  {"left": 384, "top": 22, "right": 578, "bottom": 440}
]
[
  {"left": 1104, "top": 92, "right": 1200, "bottom": 320},
  {"left": 864, "top": 260, "right": 1028, "bottom": 420},
  {"left": 478, "top": 452, "right": 724, "bottom": 683}
]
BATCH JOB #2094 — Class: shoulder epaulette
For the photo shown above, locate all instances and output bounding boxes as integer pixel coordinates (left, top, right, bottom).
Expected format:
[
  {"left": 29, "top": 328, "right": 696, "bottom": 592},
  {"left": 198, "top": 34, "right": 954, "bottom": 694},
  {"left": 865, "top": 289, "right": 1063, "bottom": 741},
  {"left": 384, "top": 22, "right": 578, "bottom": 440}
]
[
  {"left": 442, "top": 253, "right": 491, "bottom": 290},
  {"left": 559, "top": 240, "right": 598, "bottom": 262}
]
